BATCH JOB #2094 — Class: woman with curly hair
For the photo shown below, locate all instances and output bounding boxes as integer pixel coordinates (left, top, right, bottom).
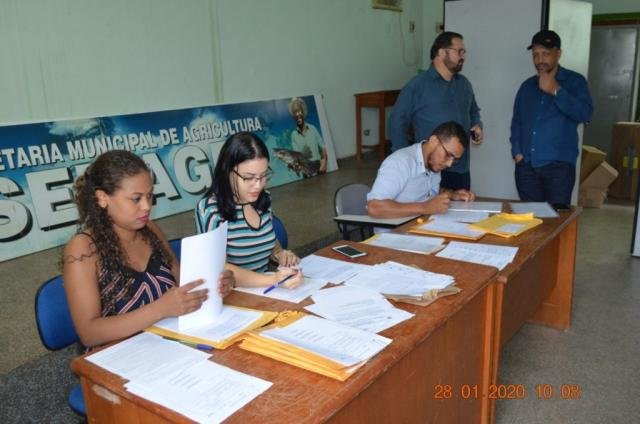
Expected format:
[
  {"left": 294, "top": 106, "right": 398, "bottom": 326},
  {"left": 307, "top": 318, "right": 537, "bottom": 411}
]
[
  {"left": 196, "top": 132, "right": 303, "bottom": 289},
  {"left": 63, "top": 150, "right": 234, "bottom": 348}
]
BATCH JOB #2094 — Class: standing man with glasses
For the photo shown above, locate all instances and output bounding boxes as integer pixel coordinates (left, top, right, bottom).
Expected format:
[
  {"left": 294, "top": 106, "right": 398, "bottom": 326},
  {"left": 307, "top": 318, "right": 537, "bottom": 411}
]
[
  {"left": 367, "top": 121, "right": 475, "bottom": 219},
  {"left": 510, "top": 30, "right": 592, "bottom": 206},
  {"left": 389, "top": 31, "right": 483, "bottom": 191}
]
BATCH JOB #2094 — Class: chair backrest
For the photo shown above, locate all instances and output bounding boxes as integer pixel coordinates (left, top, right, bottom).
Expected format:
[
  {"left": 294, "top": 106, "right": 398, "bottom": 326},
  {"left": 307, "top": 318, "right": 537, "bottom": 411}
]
[
  {"left": 272, "top": 215, "right": 288, "bottom": 249},
  {"left": 334, "top": 183, "right": 371, "bottom": 216},
  {"left": 34, "top": 275, "right": 79, "bottom": 350},
  {"left": 168, "top": 238, "right": 182, "bottom": 262}
]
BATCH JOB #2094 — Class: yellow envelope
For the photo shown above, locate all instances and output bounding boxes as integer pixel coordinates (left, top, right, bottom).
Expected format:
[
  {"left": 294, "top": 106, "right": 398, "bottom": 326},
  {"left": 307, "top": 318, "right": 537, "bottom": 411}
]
[{"left": 469, "top": 213, "right": 542, "bottom": 238}]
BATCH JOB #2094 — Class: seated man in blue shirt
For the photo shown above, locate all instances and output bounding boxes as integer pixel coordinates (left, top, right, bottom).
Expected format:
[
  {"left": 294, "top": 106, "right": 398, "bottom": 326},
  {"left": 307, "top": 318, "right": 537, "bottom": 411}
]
[
  {"left": 367, "top": 121, "right": 475, "bottom": 219},
  {"left": 510, "top": 30, "right": 593, "bottom": 206}
]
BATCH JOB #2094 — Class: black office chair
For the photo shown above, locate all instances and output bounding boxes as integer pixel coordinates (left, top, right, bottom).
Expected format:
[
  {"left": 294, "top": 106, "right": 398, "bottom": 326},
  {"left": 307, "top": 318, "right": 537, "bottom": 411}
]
[
  {"left": 34, "top": 275, "right": 86, "bottom": 416},
  {"left": 334, "top": 183, "right": 374, "bottom": 241}
]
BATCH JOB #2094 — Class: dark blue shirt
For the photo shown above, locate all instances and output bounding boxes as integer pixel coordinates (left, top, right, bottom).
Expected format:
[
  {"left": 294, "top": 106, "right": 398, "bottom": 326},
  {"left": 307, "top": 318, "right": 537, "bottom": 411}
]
[
  {"left": 510, "top": 66, "right": 592, "bottom": 167},
  {"left": 389, "top": 65, "right": 482, "bottom": 173}
]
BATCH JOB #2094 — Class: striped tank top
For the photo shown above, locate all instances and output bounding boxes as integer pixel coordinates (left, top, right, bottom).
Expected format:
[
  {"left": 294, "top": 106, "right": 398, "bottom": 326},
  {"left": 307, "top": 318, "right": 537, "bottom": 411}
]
[
  {"left": 99, "top": 249, "right": 176, "bottom": 317},
  {"left": 195, "top": 195, "right": 276, "bottom": 272}
]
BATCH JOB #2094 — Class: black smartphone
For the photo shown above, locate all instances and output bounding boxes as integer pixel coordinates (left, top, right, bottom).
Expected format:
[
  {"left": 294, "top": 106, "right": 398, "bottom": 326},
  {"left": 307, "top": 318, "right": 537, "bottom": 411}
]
[
  {"left": 552, "top": 203, "right": 571, "bottom": 212},
  {"left": 332, "top": 244, "right": 367, "bottom": 258}
]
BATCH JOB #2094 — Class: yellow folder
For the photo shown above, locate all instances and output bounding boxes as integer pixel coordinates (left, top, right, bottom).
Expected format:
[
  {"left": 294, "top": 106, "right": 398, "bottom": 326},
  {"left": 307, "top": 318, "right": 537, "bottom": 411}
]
[
  {"left": 146, "top": 306, "right": 278, "bottom": 350},
  {"left": 469, "top": 213, "right": 542, "bottom": 238},
  {"left": 239, "top": 312, "right": 375, "bottom": 381}
]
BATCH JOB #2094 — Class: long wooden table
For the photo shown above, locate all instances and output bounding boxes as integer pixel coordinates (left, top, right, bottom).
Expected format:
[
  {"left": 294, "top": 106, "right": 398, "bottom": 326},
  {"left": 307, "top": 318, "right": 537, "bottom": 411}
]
[
  {"left": 71, "top": 208, "right": 580, "bottom": 423},
  {"left": 72, "top": 243, "right": 499, "bottom": 423}
]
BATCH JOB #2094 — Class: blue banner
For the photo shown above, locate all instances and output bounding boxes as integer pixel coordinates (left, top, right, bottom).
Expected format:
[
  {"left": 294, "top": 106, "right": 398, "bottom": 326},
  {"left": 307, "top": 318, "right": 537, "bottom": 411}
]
[{"left": 0, "top": 95, "right": 338, "bottom": 261}]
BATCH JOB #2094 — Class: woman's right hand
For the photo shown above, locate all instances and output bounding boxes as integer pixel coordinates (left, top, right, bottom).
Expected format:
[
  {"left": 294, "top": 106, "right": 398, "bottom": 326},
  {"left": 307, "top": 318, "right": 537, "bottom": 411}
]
[
  {"left": 274, "top": 268, "right": 304, "bottom": 289},
  {"left": 157, "top": 279, "right": 208, "bottom": 317}
]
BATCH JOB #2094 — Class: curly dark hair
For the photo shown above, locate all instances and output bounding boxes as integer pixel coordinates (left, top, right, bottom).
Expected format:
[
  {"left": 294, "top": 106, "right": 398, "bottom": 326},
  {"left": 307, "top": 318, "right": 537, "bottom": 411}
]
[
  {"left": 72, "top": 150, "right": 172, "bottom": 315},
  {"left": 202, "top": 131, "right": 272, "bottom": 222}
]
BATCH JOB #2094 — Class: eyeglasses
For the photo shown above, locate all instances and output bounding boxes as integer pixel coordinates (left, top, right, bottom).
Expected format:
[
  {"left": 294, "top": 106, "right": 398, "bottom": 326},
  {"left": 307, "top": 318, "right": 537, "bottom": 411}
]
[
  {"left": 438, "top": 139, "right": 462, "bottom": 164},
  {"left": 233, "top": 168, "right": 274, "bottom": 184},
  {"left": 445, "top": 48, "right": 466, "bottom": 56}
]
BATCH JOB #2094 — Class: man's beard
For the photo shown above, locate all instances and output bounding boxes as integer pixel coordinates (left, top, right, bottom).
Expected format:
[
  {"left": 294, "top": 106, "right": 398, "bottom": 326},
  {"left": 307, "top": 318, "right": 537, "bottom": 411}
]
[{"left": 445, "top": 57, "right": 464, "bottom": 74}]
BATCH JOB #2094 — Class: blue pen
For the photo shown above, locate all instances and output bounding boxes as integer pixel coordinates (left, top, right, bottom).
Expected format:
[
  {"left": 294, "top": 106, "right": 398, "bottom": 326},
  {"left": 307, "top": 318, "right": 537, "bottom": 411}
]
[
  {"left": 263, "top": 273, "right": 296, "bottom": 294},
  {"left": 162, "top": 336, "right": 214, "bottom": 352}
]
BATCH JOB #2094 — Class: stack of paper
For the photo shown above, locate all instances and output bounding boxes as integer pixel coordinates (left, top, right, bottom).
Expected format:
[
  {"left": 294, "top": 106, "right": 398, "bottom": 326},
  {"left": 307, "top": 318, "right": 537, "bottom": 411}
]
[
  {"left": 86, "top": 332, "right": 272, "bottom": 423},
  {"left": 436, "top": 241, "right": 519, "bottom": 270},
  {"left": 363, "top": 232, "right": 445, "bottom": 254},
  {"left": 305, "top": 285, "right": 414, "bottom": 333},
  {"left": 433, "top": 209, "right": 490, "bottom": 223},
  {"left": 509, "top": 202, "right": 559, "bottom": 218},
  {"left": 299, "top": 254, "right": 370, "bottom": 283},
  {"left": 343, "top": 261, "right": 455, "bottom": 296},
  {"left": 147, "top": 305, "right": 277, "bottom": 349},
  {"left": 449, "top": 201, "right": 503, "bottom": 213},
  {"left": 469, "top": 213, "right": 542, "bottom": 238},
  {"left": 235, "top": 276, "right": 328, "bottom": 304},
  {"left": 240, "top": 314, "right": 391, "bottom": 381},
  {"left": 409, "top": 217, "right": 487, "bottom": 240}
]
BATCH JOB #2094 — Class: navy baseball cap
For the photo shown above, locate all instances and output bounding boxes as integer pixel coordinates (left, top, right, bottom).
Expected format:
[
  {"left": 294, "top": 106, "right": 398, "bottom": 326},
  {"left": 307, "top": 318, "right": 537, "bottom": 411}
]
[{"left": 527, "top": 30, "right": 561, "bottom": 50}]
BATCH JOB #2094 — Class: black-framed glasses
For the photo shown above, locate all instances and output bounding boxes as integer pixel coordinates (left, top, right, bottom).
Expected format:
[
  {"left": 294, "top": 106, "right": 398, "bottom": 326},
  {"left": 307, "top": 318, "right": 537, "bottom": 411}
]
[
  {"left": 445, "top": 47, "right": 466, "bottom": 56},
  {"left": 233, "top": 168, "right": 274, "bottom": 184},
  {"left": 438, "top": 139, "right": 462, "bottom": 164}
]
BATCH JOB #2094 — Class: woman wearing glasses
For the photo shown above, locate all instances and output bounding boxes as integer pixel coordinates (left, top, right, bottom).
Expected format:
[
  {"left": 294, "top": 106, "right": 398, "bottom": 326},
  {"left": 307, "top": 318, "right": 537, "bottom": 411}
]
[{"left": 196, "top": 131, "right": 303, "bottom": 289}]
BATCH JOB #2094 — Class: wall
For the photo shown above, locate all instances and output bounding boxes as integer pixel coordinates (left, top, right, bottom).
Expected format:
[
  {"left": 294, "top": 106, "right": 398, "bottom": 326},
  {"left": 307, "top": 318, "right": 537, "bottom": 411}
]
[
  {"left": 589, "top": 0, "right": 639, "bottom": 14},
  {"left": 0, "top": 0, "right": 435, "bottom": 160},
  {"left": 0, "top": 0, "right": 217, "bottom": 124}
]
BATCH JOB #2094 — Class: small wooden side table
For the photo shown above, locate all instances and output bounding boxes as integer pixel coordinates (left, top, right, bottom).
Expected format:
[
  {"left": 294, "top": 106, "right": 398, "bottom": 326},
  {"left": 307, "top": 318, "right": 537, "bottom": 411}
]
[{"left": 355, "top": 90, "right": 400, "bottom": 161}]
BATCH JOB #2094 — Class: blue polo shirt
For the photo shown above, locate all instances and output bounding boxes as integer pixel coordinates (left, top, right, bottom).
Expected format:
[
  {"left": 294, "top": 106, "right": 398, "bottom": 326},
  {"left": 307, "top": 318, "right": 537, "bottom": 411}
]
[
  {"left": 510, "top": 66, "right": 592, "bottom": 167},
  {"left": 389, "top": 65, "right": 482, "bottom": 173}
]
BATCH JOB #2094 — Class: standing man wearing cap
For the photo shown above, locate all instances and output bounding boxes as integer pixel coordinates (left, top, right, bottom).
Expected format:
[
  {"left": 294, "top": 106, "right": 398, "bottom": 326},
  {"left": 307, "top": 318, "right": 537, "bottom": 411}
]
[
  {"left": 510, "top": 30, "right": 592, "bottom": 206},
  {"left": 389, "top": 31, "right": 483, "bottom": 192}
]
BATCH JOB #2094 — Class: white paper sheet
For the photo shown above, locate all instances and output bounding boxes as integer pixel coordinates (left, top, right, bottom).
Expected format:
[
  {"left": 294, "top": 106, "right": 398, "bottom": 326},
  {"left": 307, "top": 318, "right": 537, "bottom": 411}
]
[
  {"left": 262, "top": 315, "right": 391, "bottom": 367},
  {"left": 298, "top": 254, "right": 370, "bottom": 283},
  {"left": 448, "top": 201, "right": 503, "bottom": 213},
  {"left": 235, "top": 276, "right": 328, "bottom": 303},
  {"left": 416, "top": 218, "right": 486, "bottom": 239},
  {"left": 179, "top": 223, "right": 228, "bottom": 331},
  {"left": 436, "top": 241, "right": 518, "bottom": 271},
  {"left": 306, "top": 285, "right": 414, "bottom": 333},
  {"left": 509, "top": 202, "right": 559, "bottom": 218},
  {"left": 86, "top": 333, "right": 209, "bottom": 382},
  {"left": 125, "top": 360, "right": 272, "bottom": 424},
  {"left": 366, "top": 233, "right": 445, "bottom": 254},
  {"left": 155, "top": 306, "right": 263, "bottom": 343},
  {"left": 433, "top": 209, "right": 490, "bottom": 223}
]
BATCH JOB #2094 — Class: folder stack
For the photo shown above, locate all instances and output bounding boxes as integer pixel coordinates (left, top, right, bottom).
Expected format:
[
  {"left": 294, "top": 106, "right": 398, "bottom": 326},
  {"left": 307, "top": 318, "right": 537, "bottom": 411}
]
[
  {"left": 147, "top": 306, "right": 278, "bottom": 349},
  {"left": 239, "top": 312, "right": 392, "bottom": 381}
]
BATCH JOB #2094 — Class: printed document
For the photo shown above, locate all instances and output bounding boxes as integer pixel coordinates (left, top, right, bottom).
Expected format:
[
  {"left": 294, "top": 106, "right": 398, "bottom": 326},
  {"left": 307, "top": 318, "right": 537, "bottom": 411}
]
[
  {"left": 179, "top": 223, "right": 228, "bottom": 331},
  {"left": 261, "top": 315, "right": 391, "bottom": 367},
  {"left": 306, "top": 285, "right": 414, "bottom": 333},
  {"left": 437, "top": 241, "right": 518, "bottom": 270},
  {"left": 125, "top": 360, "right": 272, "bottom": 424},
  {"left": 299, "top": 254, "right": 369, "bottom": 283},
  {"left": 365, "top": 233, "right": 445, "bottom": 254}
]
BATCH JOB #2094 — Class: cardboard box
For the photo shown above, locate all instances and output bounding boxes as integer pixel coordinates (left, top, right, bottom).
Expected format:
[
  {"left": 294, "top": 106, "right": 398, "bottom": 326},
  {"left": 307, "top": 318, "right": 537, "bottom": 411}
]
[
  {"left": 580, "top": 161, "right": 619, "bottom": 190},
  {"left": 578, "top": 187, "right": 607, "bottom": 208},
  {"left": 580, "top": 145, "right": 607, "bottom": 182},
  {"left": 609, "top": 122, "right": 640, "bottom": 200}
]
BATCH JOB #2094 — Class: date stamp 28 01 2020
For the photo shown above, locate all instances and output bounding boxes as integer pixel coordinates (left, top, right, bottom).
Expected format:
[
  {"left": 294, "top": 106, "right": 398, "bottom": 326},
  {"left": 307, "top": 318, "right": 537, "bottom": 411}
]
[{"left": 434, "top": 384, "right": 582, "bottom": 400}]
